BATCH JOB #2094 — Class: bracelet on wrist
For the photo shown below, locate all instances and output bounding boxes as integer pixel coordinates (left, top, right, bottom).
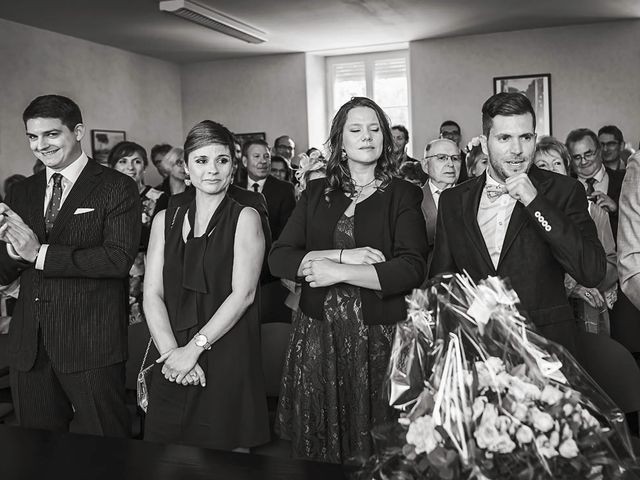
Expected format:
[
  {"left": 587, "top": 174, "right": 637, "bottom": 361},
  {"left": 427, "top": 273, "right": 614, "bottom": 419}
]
[{"left": 339, "top": 249, "right": 343, "bottom": 264}]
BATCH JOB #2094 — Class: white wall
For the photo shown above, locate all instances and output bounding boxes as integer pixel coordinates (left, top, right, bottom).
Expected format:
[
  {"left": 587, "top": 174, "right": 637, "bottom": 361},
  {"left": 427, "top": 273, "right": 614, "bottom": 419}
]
[
  {"left": 181, "top": 53, "right": 309, "bottom": 154},
  {"left": 410, "top": 20, "right": 640, "bottom": 153},
  {"left": 0, "top": 18, "right": 183, "bottom": 192},
  {"left": 305, "top": 53, "right": 328, "bottom": 152}
]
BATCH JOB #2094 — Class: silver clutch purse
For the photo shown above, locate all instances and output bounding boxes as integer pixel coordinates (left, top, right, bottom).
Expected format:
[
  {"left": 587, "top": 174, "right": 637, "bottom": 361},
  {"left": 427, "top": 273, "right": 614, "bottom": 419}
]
[{"left": 137, "top": 339, "right": 155, "bottom": 413}]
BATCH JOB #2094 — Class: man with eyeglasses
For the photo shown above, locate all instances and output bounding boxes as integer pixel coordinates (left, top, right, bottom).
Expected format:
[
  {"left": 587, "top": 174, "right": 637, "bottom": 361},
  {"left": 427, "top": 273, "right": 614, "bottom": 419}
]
[
  {"left": 598, "top": 125, "right": 626, "bottom": 171},
  {"left": 273, "top": 135, "right": 296, "bottom": 166},
  {"left": 420, "top": 138, "right": 461, "bottom": 265},
  {"left": 565, "top": 128, "right": 625, "bottom": 240},
  {"left": 430, "top": 92, "right": 605, "bottom": 353}
]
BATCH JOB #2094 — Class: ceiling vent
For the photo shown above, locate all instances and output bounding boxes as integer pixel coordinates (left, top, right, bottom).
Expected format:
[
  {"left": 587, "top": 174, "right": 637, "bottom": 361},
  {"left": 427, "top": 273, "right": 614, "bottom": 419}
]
[{"left": 159, "top": 0, "right": 267, "bottom": 44}]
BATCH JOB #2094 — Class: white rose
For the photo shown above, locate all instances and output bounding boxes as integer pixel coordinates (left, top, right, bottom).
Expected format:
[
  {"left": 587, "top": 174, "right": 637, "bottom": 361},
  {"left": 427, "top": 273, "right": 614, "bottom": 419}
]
[
  {"left": 406, "top": 415, "right": 442, "bottom": 454},
  {"left": 472, "top": 396, "right": 488, "bottom": 421},
  {"left": 535, "top": 434, "right": 558, "bottom": 459},
  {"left": 516, "top": 425, "right": 534, "bottom": 444},
  {"left": 530, "top": 408, "right": 554, "bottom": 432},
  {"left": 540, "top": 385, "right": 563, "bottom": 405},
  {"left": 559, "top": 438, "right": 579, "bottom": 458}
]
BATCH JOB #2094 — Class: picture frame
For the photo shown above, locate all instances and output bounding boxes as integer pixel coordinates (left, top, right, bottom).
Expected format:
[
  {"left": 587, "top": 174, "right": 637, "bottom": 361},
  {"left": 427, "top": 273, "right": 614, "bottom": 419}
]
[
  {"left": 493, "top": 73, "right": 552, "bottom": 136},
  {"left": 91, "top": 129, "right": 126, "bottom": 165},
  {"left": 235, "top": 132, "right": 266, "bottom": 147}
]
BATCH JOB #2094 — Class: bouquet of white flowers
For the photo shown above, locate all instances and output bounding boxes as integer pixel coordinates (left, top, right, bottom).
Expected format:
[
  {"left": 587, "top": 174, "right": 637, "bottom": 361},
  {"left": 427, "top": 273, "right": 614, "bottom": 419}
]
[{"left": 359, "top": 273, "right": 637, "bottom": 480}]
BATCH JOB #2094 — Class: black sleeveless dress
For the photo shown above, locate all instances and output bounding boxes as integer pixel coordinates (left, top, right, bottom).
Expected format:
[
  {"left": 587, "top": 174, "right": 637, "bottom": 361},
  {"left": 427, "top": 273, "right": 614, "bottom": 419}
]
[{"left": 144, "top": 195, "right": 270, "bottom": 450}]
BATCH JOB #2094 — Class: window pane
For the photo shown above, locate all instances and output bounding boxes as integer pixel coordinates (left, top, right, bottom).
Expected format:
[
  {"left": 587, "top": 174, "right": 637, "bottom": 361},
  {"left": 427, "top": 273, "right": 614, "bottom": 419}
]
[
  {"left": 373, "top": 57, "right": 408, "bottom": 108},
  {"left": 332, "top": 61, "right": 366, "bottom": 113},
  {"left": 383, "top": 106, "right": 409, "bottom": 129}
]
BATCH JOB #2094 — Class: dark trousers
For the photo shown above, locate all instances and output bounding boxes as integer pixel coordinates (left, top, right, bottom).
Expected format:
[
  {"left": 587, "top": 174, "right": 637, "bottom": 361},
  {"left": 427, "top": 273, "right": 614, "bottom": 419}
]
[{"left": 10, "top": 336, "right": 130, "bottom": 438}]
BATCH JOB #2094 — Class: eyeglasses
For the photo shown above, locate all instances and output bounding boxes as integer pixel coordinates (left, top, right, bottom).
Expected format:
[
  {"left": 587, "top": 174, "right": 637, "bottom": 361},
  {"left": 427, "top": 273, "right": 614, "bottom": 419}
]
[
  {"left": 424, "top": 154, "right": 462, "bottom": 163},
  {"left": 600, "top": 141, "right": 620, "bottom": 149},
  {"left": 571, "top": 151, "right": 597, "bottom": 162}
]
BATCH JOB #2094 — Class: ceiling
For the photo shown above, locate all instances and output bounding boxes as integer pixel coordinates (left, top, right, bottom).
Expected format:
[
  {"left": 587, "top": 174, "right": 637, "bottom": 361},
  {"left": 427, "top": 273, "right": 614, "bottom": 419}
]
[{"left": 1, "top": 0, "right": 639, "bottom": 64}]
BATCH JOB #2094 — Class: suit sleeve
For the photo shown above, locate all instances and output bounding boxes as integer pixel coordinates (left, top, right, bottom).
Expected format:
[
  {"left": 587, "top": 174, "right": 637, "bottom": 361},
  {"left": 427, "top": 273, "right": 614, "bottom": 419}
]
[
  {"left": 618, "top": 153, "right": 640, "bottom": 309},
  {"left": 525, "top": 181, "right": 606, "bottom": 288},
  {"left": 373, "top": 185, "right": 428, "bottom": 297},
  {"left": 0, "top": 190, "right": 32, "bottom": 285},
  {"left": 268, "top": 186, "right": 309, "bottom": 280},
  {"left": 43, "top": 177, "right": 141, "bottom": 278},
  {"left": 275, "top": 183, "right": 296, "bottom": 240},
  {"left": 428, "top": 190, "right": 457, "bottom": 279}
]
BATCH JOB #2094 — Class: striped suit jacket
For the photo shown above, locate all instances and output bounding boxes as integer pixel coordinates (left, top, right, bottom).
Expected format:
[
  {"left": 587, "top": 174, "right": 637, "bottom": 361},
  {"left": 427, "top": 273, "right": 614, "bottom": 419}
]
[{"left": 0, "top": 159, "right": 140, "bottom": 373}]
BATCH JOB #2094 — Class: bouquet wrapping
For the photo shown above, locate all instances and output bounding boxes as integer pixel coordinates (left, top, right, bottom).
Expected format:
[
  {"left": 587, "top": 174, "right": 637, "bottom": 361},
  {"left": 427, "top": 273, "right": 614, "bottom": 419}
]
[{"left": 360, "top": 273, "right": 637, "bottom": 480}]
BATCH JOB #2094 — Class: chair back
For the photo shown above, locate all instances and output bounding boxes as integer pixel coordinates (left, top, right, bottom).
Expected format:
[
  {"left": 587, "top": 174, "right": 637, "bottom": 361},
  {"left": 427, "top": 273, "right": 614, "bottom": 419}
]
[
  {"left": 260, "top": 322, "right": 291, "bottom": 397},
  {"left": 576, "top": 331, "right": 640, "bottom": 413}
]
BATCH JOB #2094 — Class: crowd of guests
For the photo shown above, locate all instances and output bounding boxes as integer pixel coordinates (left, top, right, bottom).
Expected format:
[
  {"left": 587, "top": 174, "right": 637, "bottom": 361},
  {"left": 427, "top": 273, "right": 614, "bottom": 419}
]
[{"left": 0, "top": 92, "right": 639, "bottom": 467}]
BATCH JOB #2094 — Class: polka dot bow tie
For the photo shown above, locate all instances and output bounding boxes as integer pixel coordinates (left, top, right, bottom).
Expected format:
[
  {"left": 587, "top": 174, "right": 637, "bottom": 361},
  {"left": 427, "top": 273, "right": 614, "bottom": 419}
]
[{"left": 485, "top": 184, "right": 508, "bottom": 202}]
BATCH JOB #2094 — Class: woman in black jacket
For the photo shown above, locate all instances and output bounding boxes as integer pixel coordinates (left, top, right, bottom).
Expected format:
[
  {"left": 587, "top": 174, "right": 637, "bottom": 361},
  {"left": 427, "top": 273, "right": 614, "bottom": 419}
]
[{"left": 269, "top": 97, "right": 428, "bottom": 464}]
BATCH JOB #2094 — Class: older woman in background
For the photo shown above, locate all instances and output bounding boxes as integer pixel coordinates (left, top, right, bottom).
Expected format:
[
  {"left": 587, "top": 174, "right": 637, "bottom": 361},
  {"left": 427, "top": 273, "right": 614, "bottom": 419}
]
[
  {"left": 269, "top": 96, "right": 428, "bottom": 463},
  {"left": 108, "top": 141, "right": 167, "bottom": 325},
  {"left": 534, "top": 136, "right": 617, "bottom": 334},
  {"left": 161, "top": 146, "right": 189, "bottom": 195}
]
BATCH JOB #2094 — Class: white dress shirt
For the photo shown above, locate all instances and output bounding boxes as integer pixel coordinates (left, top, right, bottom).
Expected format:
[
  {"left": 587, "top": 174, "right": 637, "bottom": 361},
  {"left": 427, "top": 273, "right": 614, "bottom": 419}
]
[
  {"left": 248, "top": 177, "right": 267, "bottom": 194},
  {"left": 578, "top": 164, "right": 609, "bottom": 195},
  {"left": 477, "top": 173, "right": 517, "bottom": 269},
  {"left": 35, "top": 153, "right": 89, "bottom": 269}
]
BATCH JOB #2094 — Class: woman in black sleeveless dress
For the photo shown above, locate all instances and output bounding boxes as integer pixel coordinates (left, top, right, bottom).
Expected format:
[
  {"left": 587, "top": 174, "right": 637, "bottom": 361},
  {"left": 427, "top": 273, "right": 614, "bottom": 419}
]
[
  {"left": 269, "top": 97, "right": 428, "bottom": 463},
  {"left": 143, "top": 120, "right": 269, "bottom": 450}
]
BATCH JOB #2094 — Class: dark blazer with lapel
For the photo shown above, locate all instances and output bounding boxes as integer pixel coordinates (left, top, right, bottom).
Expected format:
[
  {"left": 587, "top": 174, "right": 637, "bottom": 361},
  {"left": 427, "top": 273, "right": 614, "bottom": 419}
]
[
  {"left": 429, "top": 166, "right": 606, "bottom": 347},
  {"left": 420, "top": 183, "right": 438, "bottom": 268},
  {"left": 0, "top": 160, "right": 141, "bottom": 373},
  {"left": 605, "top": 167, "right": 625, "bottom": 241},
  {"left": 242, "top": 175, "right": 295, "bottom": 241},
  {"left": 269, "top": 177, "right": 428, "bottom": 325}
]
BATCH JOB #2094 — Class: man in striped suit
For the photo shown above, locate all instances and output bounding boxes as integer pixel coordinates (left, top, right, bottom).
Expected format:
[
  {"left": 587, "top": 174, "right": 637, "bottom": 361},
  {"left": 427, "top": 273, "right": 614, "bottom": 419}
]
[{"left": 0, "top": 95, "right": 140, "bottom": 437}]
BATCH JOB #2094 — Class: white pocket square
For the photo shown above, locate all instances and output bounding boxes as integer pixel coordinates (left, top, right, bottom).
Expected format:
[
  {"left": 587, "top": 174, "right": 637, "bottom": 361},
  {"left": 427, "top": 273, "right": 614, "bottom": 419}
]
[{"left": 74, "top": 208, "right": 94, "bottom": 215}]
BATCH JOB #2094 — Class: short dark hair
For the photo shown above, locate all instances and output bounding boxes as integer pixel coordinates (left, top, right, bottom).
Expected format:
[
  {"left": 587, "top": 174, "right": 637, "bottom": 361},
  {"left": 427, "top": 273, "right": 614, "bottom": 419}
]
[
  {"left": 23, "top": 94, "right": 83, "bottom": 131},
  {"left": 150, "top": 143, "right": 172, "bottom": 162},
  {"left": 597, "top": 125, "right": 624, "bottom": 144},
  {"left": 242, "top": 138, "right": 270, "bottom": 159},
  {"left": 391, "top": 125, "right": 409, "bottom": 142},
  {"left": 184, "top": 120, "right": 235, "bottom": 164},
  {"left": 565, "top": 128, "right": 600, "bottom": 154},
  {"left": 439, "top": 120, "right": 461, "bottom": 133},
  {"left": 481, "top": 92, "right": 536, "bottom": 137},
  {"left": 274, "top": 135, "right": 293, "bottom": 147},
  {"left": 107, "top": 141, "right": 148, "bottom": 168}
]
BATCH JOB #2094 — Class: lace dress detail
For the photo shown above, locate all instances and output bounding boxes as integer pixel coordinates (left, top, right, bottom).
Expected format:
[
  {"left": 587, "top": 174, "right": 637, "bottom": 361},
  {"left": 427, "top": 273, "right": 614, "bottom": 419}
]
[{"left": 276, "top": 213, "right": 395, "bottom": 464}]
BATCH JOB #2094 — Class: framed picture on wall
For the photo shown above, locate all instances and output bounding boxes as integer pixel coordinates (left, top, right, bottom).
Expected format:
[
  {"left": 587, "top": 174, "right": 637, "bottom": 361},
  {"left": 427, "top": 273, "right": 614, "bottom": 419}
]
[
  {"left": 91, "top": 129, "right": 126, "bottom": 165},
  {"left": 493, "top": 73, "right": 552, "bottom": 136},
  {"left": 235, "top": 132, "right": 266, "bottom": 147}
]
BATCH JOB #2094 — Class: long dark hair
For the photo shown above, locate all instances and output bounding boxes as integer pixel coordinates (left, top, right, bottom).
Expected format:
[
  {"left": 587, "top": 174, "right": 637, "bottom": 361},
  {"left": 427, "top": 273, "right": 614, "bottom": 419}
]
[{"left": 324, "top": 97, "right": 396, "bottom": 200}]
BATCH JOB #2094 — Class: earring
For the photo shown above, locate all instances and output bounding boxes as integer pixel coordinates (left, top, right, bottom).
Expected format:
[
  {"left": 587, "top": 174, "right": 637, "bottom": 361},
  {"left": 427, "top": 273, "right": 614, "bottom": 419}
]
[
  {"left": 341, "top": 149, "right": 348, "bottom": 162},
  {"left": 184, "top": 172, "right": 191, "bottom": 187}
]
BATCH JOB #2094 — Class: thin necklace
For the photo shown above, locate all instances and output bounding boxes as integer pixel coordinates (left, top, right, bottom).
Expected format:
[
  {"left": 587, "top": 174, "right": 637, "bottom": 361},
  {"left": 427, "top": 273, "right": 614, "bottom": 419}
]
[{"left": 351, "top": 177, "right": 377, "bottom": 203}]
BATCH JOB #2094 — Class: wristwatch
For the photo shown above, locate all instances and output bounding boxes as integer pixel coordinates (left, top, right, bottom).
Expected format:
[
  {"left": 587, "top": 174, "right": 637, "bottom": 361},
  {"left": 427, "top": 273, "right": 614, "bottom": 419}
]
[{"left": 193, "top": 332, "right": 212, "bottom": 350}]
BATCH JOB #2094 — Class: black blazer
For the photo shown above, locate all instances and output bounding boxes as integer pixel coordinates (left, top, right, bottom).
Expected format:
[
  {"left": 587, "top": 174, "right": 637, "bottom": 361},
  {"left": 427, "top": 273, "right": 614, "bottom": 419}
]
[
  {"left": 0, "top": 160, "right": 141, "bottom": 373},
  {"left": 241, "top": 175, "right": 295, "bottom": 241},
  {"left": 269, "top": 177, "right": 428, "bottom": 325},
  {"left": 429, "top": 166, "right": 606, "bottom": 347},
  {"left": 605, "top": 167, "right": 625, "bottom": 241}
]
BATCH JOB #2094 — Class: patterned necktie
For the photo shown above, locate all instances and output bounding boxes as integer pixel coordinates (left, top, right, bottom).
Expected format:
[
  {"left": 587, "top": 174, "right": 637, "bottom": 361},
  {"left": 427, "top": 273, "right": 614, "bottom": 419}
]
[
  {"left": 252, "top": 182, "right": 260, "bottom": 193},
  {"left": 585, "top": 177, "right": 596, "bottom": 196},
  {"left": 485, "top": 183, "right": 508, "bottom": 202},
  {"left": 45, "top": 173, "right": 64, "bottom": 234}
]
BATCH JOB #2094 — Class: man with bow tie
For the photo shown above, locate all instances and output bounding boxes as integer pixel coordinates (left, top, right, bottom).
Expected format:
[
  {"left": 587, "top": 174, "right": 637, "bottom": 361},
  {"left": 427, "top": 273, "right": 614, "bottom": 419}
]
[
  {"left": 0, "top": 95, "right": 140, "bottom": 436},
  {"left": 429, "top": 92, "right": 606, "bottom": 352}
]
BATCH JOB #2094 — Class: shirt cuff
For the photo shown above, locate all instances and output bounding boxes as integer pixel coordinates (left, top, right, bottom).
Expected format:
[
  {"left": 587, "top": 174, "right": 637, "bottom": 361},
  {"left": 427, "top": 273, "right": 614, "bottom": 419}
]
[{"left": 35, "top": 244, "right": 49, "bottom": 270}]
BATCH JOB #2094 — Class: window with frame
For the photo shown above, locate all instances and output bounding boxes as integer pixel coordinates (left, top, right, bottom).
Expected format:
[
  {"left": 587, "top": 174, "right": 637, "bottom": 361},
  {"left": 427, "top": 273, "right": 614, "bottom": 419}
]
[{"left": 326, "top": 51, "right": 410, "bottom": 136}]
